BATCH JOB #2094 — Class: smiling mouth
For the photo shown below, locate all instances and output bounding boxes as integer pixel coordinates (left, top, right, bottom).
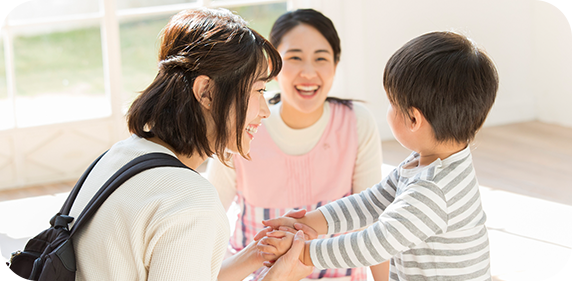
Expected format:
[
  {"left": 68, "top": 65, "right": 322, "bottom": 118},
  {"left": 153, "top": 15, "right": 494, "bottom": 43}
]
[
  {"left": 295, "top": 85, "right": 319, "bottom": 96},
  {"left": 245, "top": 124, "right": 259, "bottom": 139}
]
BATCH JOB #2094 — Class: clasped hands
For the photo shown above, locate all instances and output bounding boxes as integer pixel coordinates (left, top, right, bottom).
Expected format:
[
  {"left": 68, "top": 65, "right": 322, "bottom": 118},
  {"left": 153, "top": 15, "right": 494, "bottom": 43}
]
[{"left": 255, "top": 209, "right": 317, "bottom": 267}]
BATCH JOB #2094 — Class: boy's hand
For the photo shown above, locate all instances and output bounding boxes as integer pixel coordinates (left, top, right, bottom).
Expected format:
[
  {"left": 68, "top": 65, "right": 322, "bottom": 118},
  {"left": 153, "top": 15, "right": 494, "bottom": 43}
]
[
  {"left": 281, "top": 209, "right": 319, "bottom": 240},
  {"left": 257, "top": 230, "right": 295, "bottom": 261},
  {"left": 258, "top": 230, "right": 314, "bottom": 281},
  {"left": 251, "top": 226, "right": 283, "bottom": 263},
  {"left": 275, "top": 225, "right": 317, "bottom": 241},
  {"left": 263, "top": 209, "right": 319, "bottom": 240},
  {"left": 262, "top": 216, "right": 298, "bottom": 230},
  {"left": 253, "top": 226, "right": 274, "bottom": 241}
]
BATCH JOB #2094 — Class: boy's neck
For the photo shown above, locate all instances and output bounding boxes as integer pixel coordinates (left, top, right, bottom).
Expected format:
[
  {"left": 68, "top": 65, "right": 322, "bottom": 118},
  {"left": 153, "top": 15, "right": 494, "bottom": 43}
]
[{"left": 406, "top": 141, "right": 468, "bottom": 169}]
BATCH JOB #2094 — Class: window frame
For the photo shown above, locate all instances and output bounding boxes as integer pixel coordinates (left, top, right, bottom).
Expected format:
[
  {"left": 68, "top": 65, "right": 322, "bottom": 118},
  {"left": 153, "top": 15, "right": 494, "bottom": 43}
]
[{"left": 0, "top": 0, "right": 290, "bottom": 131}]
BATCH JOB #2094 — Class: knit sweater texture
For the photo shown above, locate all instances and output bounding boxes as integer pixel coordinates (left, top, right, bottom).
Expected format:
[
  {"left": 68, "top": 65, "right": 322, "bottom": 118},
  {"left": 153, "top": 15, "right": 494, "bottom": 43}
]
[{"left": 69, "top": 135, "right": 230, "bottom": 281}]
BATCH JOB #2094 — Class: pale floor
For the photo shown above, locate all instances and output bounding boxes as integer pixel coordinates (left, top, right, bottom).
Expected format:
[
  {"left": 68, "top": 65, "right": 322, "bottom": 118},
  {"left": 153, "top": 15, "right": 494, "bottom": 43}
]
[{"left": 0, "top": 121, "right": 571, "bottom": 280}]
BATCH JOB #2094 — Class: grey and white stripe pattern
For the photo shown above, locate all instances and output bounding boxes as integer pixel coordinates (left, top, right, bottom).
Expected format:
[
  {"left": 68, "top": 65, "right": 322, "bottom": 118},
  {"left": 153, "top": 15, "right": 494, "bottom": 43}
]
[{"left": 310, "top": 147, "right": 491, "bottom": 280}]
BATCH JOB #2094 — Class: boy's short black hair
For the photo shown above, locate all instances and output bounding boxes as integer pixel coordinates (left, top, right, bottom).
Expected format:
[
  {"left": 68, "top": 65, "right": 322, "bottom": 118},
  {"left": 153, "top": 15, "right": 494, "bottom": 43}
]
[{"left": 383, "top": 31, "right": 499, "bottom": 144}]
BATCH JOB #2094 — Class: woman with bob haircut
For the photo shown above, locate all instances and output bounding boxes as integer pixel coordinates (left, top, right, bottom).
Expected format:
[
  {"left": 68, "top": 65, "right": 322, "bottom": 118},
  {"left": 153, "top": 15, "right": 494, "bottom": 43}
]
[
  {"left": 66, "top": 8, "right": 312, "bottom": 281},
  {"left": 207, "top": 8, "right": 389, "bottom": 281}
]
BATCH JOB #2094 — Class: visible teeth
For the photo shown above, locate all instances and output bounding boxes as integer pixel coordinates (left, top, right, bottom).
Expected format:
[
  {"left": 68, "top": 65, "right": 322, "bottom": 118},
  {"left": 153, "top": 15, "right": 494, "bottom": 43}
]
[
  {"left": 246, "top": 125, "right": 258, "bottom": 134},
  {"left": 295, "top": 85, "right": 319, "bottom": 91}
]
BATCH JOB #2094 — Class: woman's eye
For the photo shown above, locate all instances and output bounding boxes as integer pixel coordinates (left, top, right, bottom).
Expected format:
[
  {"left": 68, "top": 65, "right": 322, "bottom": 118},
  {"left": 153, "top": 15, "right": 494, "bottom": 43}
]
[
  {"left": 288, "top": 56, "right": 301, "bottom": 61},
  {"left": 257, "top": 88, "right": 266, "bottom": 94},
  {"left": 316, "top": 57, "right": 328, "bottom": 62}
]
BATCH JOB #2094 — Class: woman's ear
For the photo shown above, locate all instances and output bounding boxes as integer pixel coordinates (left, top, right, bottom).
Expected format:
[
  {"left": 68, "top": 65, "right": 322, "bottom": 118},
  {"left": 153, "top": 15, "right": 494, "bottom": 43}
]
[{"left": 193, "top": 75, "right": 211, "bottom": 109}]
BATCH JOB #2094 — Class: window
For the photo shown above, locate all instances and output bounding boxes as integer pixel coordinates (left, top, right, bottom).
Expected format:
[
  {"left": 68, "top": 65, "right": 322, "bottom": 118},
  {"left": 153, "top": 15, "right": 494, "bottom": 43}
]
[
  {"left": 1, "top": 0, "right": 288, "bottom": 130},
  {"left": 12, "top": 21, "right": 109, "bottom": 127},
  {"left": 119, "top": 1, "right": 287, "bottom": 109},
  {"left": 0, "top": 37, "right": 10, "bottom": 131}
]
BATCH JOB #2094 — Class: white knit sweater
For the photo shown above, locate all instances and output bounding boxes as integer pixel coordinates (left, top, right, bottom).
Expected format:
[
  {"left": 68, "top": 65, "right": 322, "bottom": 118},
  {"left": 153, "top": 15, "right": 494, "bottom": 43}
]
[{"left": 69, "top": 135, "right": 230, "bottom": 281}]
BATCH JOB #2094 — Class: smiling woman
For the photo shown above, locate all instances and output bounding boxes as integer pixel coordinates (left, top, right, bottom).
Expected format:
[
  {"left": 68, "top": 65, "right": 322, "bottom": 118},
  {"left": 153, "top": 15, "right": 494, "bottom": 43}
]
[
  {"left": 63, "top": 7, "right": 292, "bottom": 281},
  {"left": 206, "top": 8, "right": 389, "bottom": 281},
  {"left": 272, "top": 23, "right": 337, "bottom": 128}
]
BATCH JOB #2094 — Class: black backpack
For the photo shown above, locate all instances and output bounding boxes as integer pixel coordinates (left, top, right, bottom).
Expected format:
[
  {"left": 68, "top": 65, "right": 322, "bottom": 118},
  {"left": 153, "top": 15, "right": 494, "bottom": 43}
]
[{"left": 6, "top": 152, "right": 191, "bottom": 280}]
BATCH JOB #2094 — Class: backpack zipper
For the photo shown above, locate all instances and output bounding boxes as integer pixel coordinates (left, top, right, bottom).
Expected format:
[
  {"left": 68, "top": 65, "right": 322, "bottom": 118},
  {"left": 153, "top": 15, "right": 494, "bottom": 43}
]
[{"left": 10, "top": 250, "right": 22, "bottom": 263}]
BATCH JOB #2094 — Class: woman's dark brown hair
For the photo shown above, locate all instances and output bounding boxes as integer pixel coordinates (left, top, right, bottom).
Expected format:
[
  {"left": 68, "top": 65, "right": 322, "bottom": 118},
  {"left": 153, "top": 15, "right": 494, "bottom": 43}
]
[
  {"left": 383, "top": 31, "right": 499, "bottom": 143},
  {"left": 127, "top": 8, "right": 282, "bottom": 162},
  {"left": 269, "top": 8, "right": 341, "bottom": 64},
  {"left": 267, "top": 8, "right": 354, "bottom": 108}
]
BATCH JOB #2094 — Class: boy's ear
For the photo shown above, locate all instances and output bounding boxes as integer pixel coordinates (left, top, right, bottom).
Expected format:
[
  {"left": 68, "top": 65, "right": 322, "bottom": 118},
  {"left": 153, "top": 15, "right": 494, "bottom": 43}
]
[
  {"left": 193, "top": 75, "right": 212, "bottom": 109},
  {"left": 408, "top": 107, "right": 424, "bottom": 132}
]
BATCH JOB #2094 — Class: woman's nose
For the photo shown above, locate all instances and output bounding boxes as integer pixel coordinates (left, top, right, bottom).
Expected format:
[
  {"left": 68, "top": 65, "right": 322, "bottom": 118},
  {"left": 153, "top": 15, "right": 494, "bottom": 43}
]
[
  {"left": 299, "top": 61, "right": 317, "bottom": 79},
  {"left": 259, "top": 95, "right": 270, "bottom": 119}
]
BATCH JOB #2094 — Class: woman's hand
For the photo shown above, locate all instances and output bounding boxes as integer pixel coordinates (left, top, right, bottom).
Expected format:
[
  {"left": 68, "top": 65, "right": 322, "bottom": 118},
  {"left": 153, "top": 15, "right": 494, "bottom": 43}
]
[
  {"left": 217, "top": 226, "right": 277, "bottom": 281},
  {"left": 258, "top": 230, "right": 314, "bottom": 281},
  {"left": 282, "top": 209, "right": 319, "bottom": 240}
]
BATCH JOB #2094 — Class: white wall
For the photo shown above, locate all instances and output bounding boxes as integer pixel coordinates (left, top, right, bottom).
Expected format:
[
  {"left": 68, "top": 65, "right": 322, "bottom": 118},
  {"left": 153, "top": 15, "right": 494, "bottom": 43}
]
[
  {"left": 292, "top": 0, "right": 572, "bottom": 140},
  {"left": 533, "top": 1, "right": 572, "bottom": 128}
]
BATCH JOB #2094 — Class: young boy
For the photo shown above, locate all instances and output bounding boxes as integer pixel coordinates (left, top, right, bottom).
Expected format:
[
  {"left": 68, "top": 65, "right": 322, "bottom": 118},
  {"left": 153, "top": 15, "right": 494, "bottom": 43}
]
[{"left": 259, "top": 31, "right": 499, "bottom": 280}]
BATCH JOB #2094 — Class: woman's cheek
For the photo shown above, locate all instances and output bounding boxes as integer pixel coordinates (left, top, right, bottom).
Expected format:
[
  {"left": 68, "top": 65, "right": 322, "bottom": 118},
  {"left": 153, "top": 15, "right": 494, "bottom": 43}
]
[{"left": 246, "top": 95, "right": 260, "bottom": 121}]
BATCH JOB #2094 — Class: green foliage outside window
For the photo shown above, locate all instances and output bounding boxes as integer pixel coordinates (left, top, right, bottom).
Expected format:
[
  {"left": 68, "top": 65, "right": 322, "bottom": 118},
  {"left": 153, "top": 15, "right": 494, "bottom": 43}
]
[{"left": 3, "top": 2, "right": 286, "bottom": 102}]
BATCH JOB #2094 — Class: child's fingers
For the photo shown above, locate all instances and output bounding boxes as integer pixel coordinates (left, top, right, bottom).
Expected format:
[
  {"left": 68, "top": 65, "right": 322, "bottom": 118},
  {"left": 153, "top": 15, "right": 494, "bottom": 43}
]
[
  {"left": 282, "top": 230, "right": 306, "bottom": 261},
  {"left": 257, "top": 244, "right": 278, "bottom": 255},
  {"left": 266, "top": 230, "right": 288, "bottom": 238},
  {"left": 257, "top": 238, "right": 282, "bottom": 258},
  {"left": 294, "top": 222, "right": 318, "bottom": 240},
  {"left": 258, "top": 238, "right": 269, "bottom": 245},
  {"left": 262, "top": 236, "right": 287, "bottom": 247},
  {"left": 278, "top": 226, "right": 298, "bottom": 234},
  {"left": 278, "top": 226, "right": 314, "bottom": 240},
  {"left": 284, "top": 209, "right": 307, "bottom": 219},
  {"left": 261, "top": 218, "right": 281, "bottom": 229},
  {"left": 259, "top": 251, "right": 280, "bottom": 262},
  {"left": 262, "top": 217, "right": 294, "bottom": 229},
  {"left": 253, "top": 226, "right": 273, "bottom": 241}
]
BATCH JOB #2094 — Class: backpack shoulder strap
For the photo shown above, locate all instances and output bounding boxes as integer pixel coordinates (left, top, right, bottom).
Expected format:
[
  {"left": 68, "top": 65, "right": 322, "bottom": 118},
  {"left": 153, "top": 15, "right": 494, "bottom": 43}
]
[
  {"left": 69, "top": 152, "right": 193, "bottom": 236},
  {"left": 60, "top": 151, "right": 108, "bottom": 215}
]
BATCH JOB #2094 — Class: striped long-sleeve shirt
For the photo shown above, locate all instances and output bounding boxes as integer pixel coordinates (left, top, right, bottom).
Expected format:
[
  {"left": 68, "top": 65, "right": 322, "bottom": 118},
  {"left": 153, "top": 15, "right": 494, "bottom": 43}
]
[{"left": 311, "top": 146, "right": 491, "bottom": 280}]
